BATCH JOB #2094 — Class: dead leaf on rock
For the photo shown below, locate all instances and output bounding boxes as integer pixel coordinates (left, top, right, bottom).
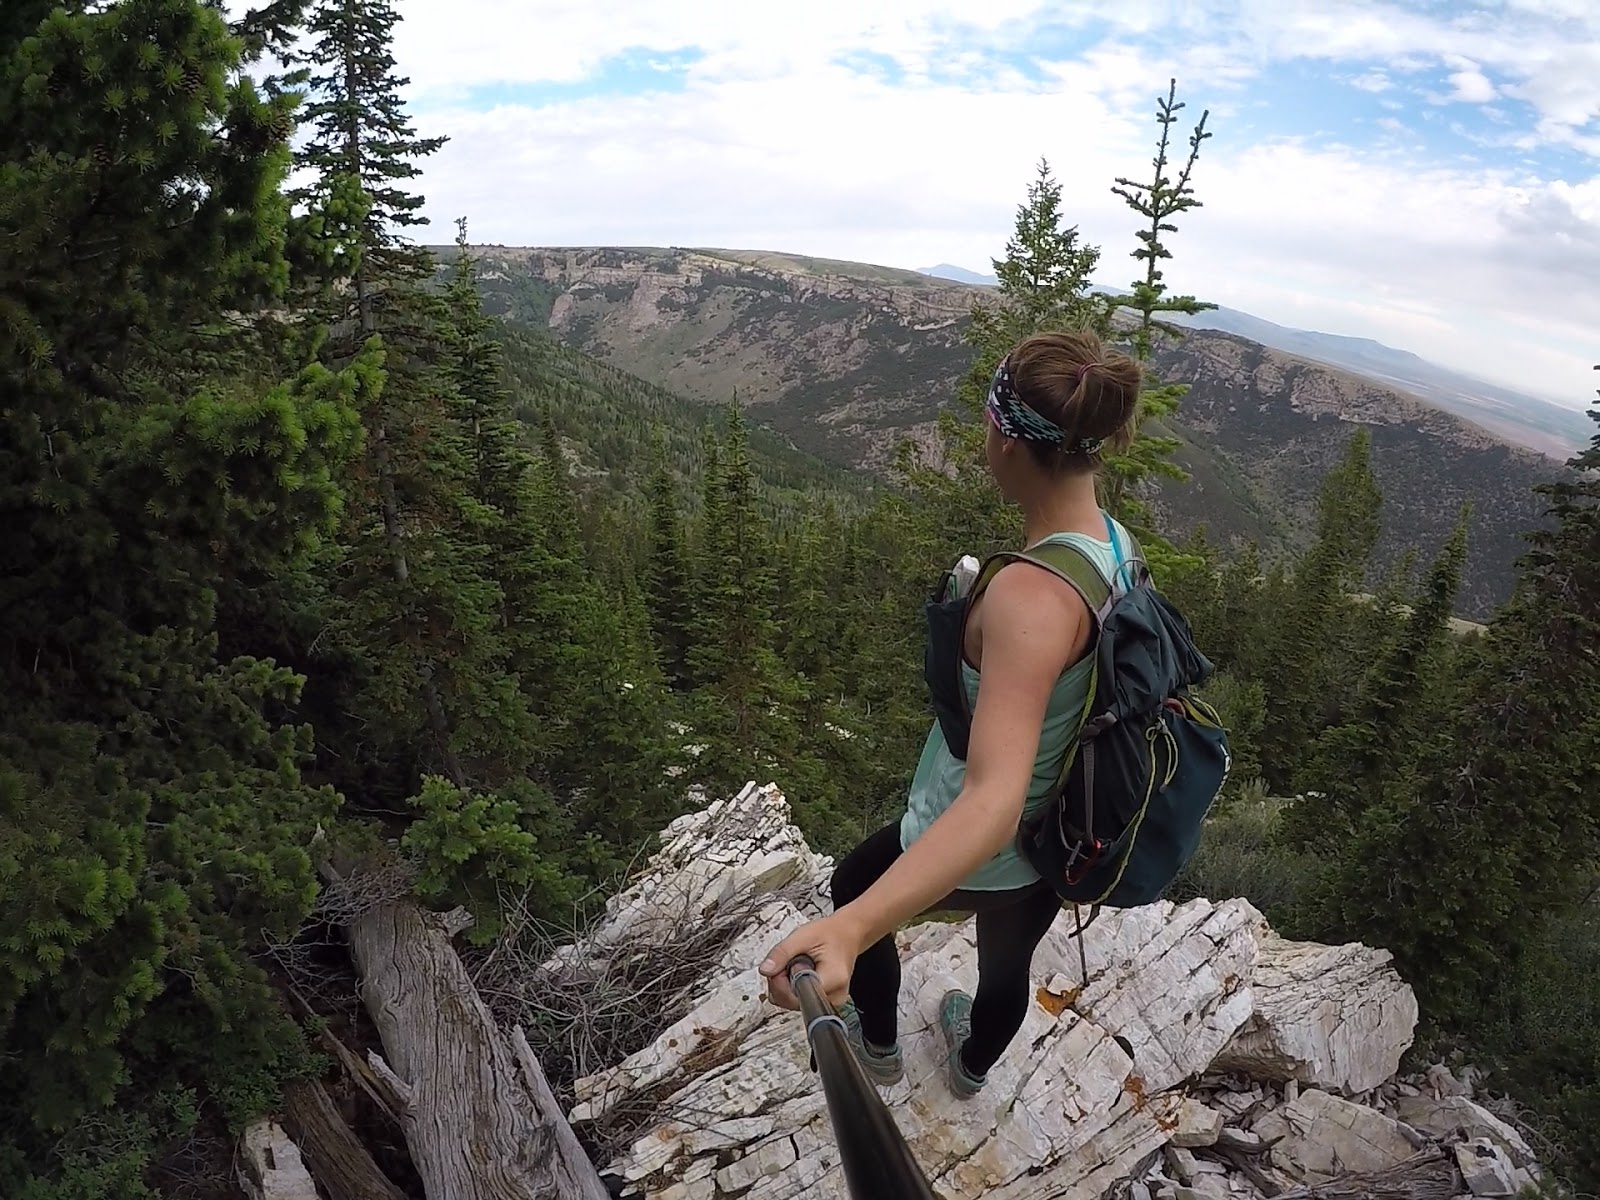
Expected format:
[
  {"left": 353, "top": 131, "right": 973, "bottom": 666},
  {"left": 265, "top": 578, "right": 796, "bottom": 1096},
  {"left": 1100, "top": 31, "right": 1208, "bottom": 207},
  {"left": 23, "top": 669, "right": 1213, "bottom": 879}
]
[{"left": 1036, "top": 983, "right": 1080, "bottom": 1016}]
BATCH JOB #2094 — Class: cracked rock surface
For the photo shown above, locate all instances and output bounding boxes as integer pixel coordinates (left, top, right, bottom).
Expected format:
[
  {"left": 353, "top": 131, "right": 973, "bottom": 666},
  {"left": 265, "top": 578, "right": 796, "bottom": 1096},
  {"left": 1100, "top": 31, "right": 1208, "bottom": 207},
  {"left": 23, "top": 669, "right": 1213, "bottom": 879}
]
[{"left": 550, "top": 783, "right": 1526, "bottom": 1200}]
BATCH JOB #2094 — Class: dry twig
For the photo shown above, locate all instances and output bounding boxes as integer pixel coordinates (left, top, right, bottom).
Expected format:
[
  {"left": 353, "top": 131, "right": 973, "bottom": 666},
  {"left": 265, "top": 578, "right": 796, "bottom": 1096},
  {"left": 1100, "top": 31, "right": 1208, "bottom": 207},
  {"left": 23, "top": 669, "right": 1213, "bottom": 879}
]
[
  {"left": 1273, "top": 1148, "right": 1458, "bottom": 1200},
  {"left": 466, "top": 870, "right": 813, "bottom": 1165}
]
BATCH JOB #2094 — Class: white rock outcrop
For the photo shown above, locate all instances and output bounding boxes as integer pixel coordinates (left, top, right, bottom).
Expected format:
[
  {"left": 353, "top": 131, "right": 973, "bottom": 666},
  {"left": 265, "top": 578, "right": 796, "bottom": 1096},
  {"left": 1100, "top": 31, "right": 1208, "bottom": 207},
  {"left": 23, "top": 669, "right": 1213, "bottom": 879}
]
[
  {"left": 238, "top": 1120, "right": 319, "bottom": 1200},
  {"left": 1396, "top": 1095, "right": 1536, "bottom": 1168},
  {"left": 543, "top": 783, "right": 1535, "bottom": 1200},
  {"left": 1209, "top": 933, "right": 1418, "bottom": 1094},
  {"left": 1252, "top": 1088, "right": 1421, "bottom": 1180}
]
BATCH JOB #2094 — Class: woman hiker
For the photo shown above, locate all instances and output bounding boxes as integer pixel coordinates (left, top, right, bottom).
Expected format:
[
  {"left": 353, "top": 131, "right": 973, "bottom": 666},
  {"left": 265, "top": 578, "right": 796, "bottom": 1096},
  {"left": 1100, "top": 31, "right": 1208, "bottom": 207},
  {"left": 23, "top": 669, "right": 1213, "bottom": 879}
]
[{"left": 759, "top": 329, "right": 1144, "bottom": 1099}]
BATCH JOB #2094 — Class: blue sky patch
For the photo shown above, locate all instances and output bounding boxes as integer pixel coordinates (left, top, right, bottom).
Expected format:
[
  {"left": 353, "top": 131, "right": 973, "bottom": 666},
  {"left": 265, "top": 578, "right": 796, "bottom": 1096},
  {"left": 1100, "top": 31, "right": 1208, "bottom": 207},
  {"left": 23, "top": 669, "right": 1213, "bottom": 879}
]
[{"left": 421, "top": 45, "right": 704, "bottom": 112}]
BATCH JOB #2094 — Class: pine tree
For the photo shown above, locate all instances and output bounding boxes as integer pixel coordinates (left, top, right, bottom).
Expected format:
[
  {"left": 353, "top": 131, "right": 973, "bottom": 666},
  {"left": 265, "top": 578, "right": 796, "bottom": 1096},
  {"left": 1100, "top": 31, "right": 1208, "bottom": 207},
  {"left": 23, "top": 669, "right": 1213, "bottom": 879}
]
[
  {"left": 895, "top": 163, "right": 1100, "bottom": 564},
  {"left": 538, "top": 404, "right": 586, "bottom": 561},
  {"left": 1, "top": 0, "right": 362, "bottom": 1181},
  {"left": 289, "top": 0, "right": 445, "bottom": 290},
  {"left": 1100, "top": 79, "right": 1214, "bottom": 556},
  {"left": 644, "top": 434, "right": 695, "bottom": 688},
  {"left": 1284, "top": 508, "right": 1470, "bottom": 853},
  {"left": 686, "top": 406, "right": 800, "bottom": 793},
  {"left": 1107, "top": 80, "right": 1216, "bottom": 362},
  {"left": 1256, "top": 428, "right": 1383, "bottom": 785},
  {"left": 782, "top": 503, "right": 842, "bottom": 693},
  {"left": 897, "top": 83, "right": 1213, "bottom": 580},
  {"left": 1339, "top": 372, "right": 1600, "bottom": 1025},
  {"left": 1278, "top": 372, "right": 1600, "bottom": 1033},
  {"left": 268, "top": 2, "right": 611, "bottom": 934},
  {"left": 284, "top": 0, "right": 526, "bottom": 799},
  {"left": 424, "top": 228, "right": 680, "bottom": 897},
  {"left": 961, "top": 158, "right": 1108, "bottom": 399}
]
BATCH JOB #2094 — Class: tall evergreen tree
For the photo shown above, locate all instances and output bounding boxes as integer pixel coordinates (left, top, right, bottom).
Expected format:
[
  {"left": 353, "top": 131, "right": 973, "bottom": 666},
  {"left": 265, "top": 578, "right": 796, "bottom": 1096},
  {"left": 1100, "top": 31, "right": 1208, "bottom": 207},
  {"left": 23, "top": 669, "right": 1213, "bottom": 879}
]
[
  {"left": 1107, "top": 80, "right": 1215, "bottom": 362},
  {"left": 644, "top": 434, "right": 695, "bottom": 689},
  {"left": 1376, "top": 374, "right": 1599, "bottom": 1022},
  {"left": 538, "top": 404, "right": 586, "bottom": 561},
  {"left": 1297, "top": 380, "right": 1599, "bottom": 1026},
  {"left": 1101, "top": 79, "right": 1214, "bottom": 548},
  {"left": 1255, "top": 428, "right": 1383, "bottom": 784},
  {"left": 270, "top": 1, "right": 631, "bottom": 930},
  {"left": 894, "top": 160, "right": 1095, "bottom": 563},
  {"left": 962, "top": 158, "right": 1108, "bottom": 394},
  {"left": 896, "top": 82, "right": 1213, "bottom": 580},
  {"left": 280, "top": 0, "right": 532, "bottom": 805},
  {"left": 686, "top": 406, "right": 799, "bottom": 794},
  {"left": 289, "top": 0, "right": 444, "bottom": 289},
  {"left": 0, "top": 0, "right": 363, "bottom": 1185},
  {"left": 422, "top": 227, "right": 681, "bottom": 901},
  {"left": 1284, "top": 508, "right": 1471, "bottom": 853}
]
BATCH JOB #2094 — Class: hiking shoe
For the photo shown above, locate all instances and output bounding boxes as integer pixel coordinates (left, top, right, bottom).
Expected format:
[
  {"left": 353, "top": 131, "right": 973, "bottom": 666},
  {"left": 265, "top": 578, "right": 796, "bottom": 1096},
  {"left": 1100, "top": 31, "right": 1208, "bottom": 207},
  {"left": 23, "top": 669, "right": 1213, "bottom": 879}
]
[
  {"left": 939, "top": 990, "right": 988, "bottom": 1099},
  {"left": 836, "top": 998, "right": 905, "bottom": 1086}
]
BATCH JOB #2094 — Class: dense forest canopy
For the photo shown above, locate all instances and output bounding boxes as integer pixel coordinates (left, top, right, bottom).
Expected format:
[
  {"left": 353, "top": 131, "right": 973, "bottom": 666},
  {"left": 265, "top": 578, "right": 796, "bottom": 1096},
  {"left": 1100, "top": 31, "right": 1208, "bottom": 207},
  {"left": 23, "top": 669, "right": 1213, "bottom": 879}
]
[{"left": 2, "top": 1, "right": 1597, "bottom": 1196}]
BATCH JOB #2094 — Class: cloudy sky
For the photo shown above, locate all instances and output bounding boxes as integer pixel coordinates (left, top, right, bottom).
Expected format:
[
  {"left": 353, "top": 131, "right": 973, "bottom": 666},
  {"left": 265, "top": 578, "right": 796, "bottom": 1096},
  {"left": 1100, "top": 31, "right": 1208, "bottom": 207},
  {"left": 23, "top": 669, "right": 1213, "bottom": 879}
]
[{"left": 378, "top": 0, "right": 1598, "bottom": 409}]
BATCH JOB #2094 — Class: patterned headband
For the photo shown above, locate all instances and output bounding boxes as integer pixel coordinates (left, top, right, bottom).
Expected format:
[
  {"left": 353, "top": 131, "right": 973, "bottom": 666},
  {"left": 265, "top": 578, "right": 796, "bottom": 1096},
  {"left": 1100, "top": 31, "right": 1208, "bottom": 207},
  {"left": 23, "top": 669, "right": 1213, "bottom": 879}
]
[{"left": 984, "top": 358, "right": 1105, "bottom": 455}]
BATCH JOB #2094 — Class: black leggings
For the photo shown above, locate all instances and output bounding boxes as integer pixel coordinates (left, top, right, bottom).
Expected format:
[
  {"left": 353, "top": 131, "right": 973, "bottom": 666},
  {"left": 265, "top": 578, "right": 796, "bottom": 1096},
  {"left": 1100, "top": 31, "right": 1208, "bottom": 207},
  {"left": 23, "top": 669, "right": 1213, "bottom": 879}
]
[{"left": 830, "top": 820, "right": 1062, "bottom": 1078}]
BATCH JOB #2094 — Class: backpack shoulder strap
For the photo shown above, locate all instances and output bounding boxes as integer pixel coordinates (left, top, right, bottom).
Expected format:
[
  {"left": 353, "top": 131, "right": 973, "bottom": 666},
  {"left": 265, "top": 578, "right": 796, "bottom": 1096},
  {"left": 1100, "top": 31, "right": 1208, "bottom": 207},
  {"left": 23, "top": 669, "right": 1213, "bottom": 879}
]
[{"left": 1006, "top": 538, "right": 1117, "bottom": 625}]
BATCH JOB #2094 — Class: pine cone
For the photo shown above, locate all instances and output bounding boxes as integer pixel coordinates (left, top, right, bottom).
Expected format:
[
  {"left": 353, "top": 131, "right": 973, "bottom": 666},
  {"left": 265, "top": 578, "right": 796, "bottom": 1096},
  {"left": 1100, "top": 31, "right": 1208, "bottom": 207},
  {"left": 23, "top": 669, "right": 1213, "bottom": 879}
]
[{"left": 182, "top": 65, "right": 204, "bottom": 95}]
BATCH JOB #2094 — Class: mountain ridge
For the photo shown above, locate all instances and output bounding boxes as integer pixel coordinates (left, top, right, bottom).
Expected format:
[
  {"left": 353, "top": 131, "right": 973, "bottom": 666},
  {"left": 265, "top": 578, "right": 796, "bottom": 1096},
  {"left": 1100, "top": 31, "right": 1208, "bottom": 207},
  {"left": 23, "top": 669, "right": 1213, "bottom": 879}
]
[
  {"left": 455, "top": 243, "right": 1569, "bottom": 618},
  {"left": 914, "top": 264, "right": 1589, "bottom": 458}
]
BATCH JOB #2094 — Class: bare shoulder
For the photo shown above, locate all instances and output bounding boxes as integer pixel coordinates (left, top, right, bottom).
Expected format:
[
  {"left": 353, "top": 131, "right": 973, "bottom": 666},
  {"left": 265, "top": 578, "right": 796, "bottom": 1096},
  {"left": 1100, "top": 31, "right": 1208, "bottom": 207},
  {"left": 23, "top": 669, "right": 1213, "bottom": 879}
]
[
  {"left": 986, "top": 557, "right": 1089, "bottom": 619},
  {"left": 979, "top": 559, "right": 1089, "bottom": 666}
]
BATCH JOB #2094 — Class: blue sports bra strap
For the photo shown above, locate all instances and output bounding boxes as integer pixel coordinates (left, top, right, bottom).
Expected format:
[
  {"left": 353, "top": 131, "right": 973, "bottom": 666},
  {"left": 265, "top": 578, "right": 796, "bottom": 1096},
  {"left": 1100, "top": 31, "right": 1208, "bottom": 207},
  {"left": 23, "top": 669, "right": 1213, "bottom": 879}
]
[
  {"left": 1102, "top": 512, "right": 1124, "bottom": 565},
  {"left": 1102, "top": 512, "right": 1134, "bottom": 591}
]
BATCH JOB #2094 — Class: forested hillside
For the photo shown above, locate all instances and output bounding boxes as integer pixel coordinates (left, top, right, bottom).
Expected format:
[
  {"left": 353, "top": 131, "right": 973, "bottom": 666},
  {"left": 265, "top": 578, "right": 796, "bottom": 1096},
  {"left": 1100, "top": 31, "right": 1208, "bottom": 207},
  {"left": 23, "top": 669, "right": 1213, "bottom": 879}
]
[
  {"left": 461, "top": 244, "right": 1569, "bottom": 619},
  {"left": 3, "top": 4, "right": 1598, "bottom": 1199}
]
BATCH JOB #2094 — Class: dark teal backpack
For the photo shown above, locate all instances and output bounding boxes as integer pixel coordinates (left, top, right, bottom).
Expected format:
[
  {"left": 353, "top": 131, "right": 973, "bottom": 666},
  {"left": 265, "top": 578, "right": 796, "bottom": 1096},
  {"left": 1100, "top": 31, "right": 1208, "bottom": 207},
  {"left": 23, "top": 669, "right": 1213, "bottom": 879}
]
[{"left": 924, "top": 521, "right": 1230, "bottom": 908}]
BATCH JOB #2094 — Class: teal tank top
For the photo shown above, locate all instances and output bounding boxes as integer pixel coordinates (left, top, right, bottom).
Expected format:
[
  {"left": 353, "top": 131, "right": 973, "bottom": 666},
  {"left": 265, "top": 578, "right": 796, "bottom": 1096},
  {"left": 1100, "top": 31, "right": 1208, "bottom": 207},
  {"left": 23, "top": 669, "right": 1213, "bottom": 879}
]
[{"left": 898, "top": 518, "right": 1132, "bottom": 891}]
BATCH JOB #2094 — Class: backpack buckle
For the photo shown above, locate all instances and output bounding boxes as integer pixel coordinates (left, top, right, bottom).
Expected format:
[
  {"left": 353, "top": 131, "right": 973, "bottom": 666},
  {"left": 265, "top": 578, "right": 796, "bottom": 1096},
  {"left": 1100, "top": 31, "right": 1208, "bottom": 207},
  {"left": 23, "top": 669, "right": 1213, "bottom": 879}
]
[{"left": 1063, "top": 838, "right": 1106, "bottom": 885}]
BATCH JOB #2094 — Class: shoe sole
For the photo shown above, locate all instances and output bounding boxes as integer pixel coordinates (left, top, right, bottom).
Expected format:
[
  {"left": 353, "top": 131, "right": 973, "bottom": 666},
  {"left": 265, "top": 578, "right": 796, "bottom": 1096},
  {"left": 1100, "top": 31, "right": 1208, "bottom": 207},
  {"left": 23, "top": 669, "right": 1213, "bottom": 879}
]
[{"left": 860, "top": 1054, "right": 905, "bottom": 1087}]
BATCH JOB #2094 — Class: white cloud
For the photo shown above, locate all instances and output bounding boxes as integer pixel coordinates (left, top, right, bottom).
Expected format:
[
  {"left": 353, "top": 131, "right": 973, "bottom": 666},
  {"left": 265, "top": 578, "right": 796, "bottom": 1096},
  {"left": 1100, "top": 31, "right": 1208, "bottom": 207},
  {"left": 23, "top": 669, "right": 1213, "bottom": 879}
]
[
  {"left": 390, "top": 0, "right": 1051, "bottom": 96},
  {"left": 1444, "top": 60, "right": 1498, "bottom": 104},
  {"left": 370, "top": 0, "right": 1599, "bottom": 410}
]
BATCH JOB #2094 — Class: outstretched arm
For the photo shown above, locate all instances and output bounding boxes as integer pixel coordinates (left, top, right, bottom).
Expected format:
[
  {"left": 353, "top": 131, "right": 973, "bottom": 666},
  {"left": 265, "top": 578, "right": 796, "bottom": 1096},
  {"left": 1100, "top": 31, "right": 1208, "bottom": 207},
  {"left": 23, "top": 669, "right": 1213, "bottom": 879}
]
[{"left": 760, "top": 564, "right": 1084, "bottom": 1006}]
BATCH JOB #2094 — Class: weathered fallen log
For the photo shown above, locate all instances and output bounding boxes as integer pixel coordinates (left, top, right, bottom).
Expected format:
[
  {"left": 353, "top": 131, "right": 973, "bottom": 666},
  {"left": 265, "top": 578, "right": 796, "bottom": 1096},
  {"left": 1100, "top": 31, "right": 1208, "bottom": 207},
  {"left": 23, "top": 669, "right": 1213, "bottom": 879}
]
[
  {"left": 285, "top": 982, "right": 403, "bottom": 1130},
  {"left": 282, "top": 1077, "right": 407, "bottom": 1200},
  {"left": 344, "top": 893, "right": 611, "bottom": 1200}
]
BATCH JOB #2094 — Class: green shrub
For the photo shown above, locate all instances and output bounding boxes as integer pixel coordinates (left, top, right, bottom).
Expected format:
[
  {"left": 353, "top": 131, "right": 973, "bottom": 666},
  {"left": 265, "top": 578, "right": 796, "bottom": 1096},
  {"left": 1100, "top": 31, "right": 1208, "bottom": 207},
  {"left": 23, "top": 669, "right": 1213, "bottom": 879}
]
[
  {"left": 1196, "top": 670, "right": 1266, "bottom": 802},
  {"left": 1465, "top": 901, "right": 1600, "bottom": 1193},
  {"left": 1168, "top": 794, "right": 1319, "bottom": 926}
]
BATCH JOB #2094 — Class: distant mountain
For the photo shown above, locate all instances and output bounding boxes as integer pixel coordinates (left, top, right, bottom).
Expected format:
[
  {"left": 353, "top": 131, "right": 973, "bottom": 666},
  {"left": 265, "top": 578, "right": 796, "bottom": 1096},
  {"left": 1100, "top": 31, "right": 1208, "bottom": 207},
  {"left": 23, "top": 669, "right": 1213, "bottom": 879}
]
[
  {"left": 459, "top": 245, "right": 1571, "bottom": 618},
  {"left": 917, "top": 263, "right": 998, "bottom": 287},
  {"left": 1160, "top": 307, "right": 1593, "bottom": 459},
  {"left": 913, "top": 265, "right": 1590, "bottom": 458}
]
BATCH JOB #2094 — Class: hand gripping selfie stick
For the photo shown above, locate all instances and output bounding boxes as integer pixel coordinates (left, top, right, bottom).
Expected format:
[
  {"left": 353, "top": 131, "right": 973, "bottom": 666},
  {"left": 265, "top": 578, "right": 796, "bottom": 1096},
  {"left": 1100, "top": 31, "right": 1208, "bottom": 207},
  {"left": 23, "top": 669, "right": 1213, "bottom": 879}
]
[{"left": 785, "top": 955, "right": 940, "bottom": 1200}]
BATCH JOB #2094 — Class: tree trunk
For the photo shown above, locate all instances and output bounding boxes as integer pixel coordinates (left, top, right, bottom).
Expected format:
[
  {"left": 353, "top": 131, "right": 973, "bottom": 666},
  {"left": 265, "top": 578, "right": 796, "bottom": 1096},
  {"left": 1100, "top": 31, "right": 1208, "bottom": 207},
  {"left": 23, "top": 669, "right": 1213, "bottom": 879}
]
[
  {"left": 282, "top": 1077, "right": 408, "bottom": 1200},
  {"left": 345, "top": 896, "right": 611, "bottom": 1200}
]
